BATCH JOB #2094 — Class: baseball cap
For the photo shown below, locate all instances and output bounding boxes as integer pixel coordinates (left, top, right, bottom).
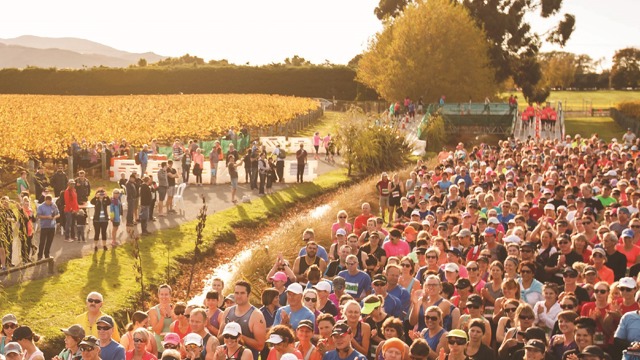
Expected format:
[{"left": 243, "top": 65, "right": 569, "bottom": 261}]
[
  {"left": 331, "top": 321, "right": 351, "bottom": 336},
  {"left": 266, "top": 334, "right": 284, "bottom": 344},
  {"left": 455, "top": 278, "right": 471, "bottom": 289},
  {"left": 184, "top": 333, "right": 203, "bottom": 346},
  {"left": 404, "top": 226, "right": 417, "bottom": 235},
  {"left": 3, "top": 342, "right": 22, "bottom": 355},
  {"left": 96, "top": 315, "right": 114, "bottom": 328},
  {"left": 61, "top": 324, "right": 85, "bottom": 340},
  {"left": 563, "top": 267, "right": 578, "bottom": 277},
  {"left": 297, "top": 319, "right": 314, "bottom": 331},
  {"left": 483, "top": 227, "right": 497, "bottom": 235},
  {"left": 466, "top": 294, "right": 483, "bottom": 307},
  {"left": 578, "top": 345, "right": 605, "bottom": 358},
  {"left": 619, "top": 207, "right": 631, "bottom": 215},
  {"left": 592, "top": 248, "right": 607, "bottom": 258},
  {"left": 225, "top": 294, "right": 236, "bottom": 303},
  {"left": 543, "top": 204, "right": 555, "bottom": 211},
  {"left": 620, "top": 277, "right": 637, "bottom": 289},
  {"left": 336, "top": 229, "right": 347, "bottom": 236},
  {"left": 162, "top": 333, "right": 181, "bottom": 346},
  {"left": 411, "top": 210, "right": 421, "bottom": 216},
  {"left": 623, "top": 228, "right": 635, "bottom": 238},
  {"left": 286, "top": 283, "right": 304, "bottom": 294},
  {"left": 487, "top": 217, "right": 500, "bottom": 225},
  {"left": 372, "top": 274, "right": 388, "bottom": 285},
  {"left": 270, "top": 271, "right": 288, "bottom": 282},
  {"left": 2, "top": 314, "right": 17, "bottom": 326},
  {"left": 584, "top": 266, "right": 597, "bottom": 274},
  {"left": 446, "top": 329, "right": 468, "bottom": 341},
  {"left": 281, "top": 354, "right": 299, "bottom": 360},
  {"left": 523, "top": 327, "right": 547, "bottom": 341},
  {"left": 313, "top": 280, "right": 332, "bottom": 293},
  {"left": 445, "top": 248, "right": 462, "bottom": 257},
  {"left": 444, "top": 263, "right": 459, "bottom": 273},
  {"left": 457, "top": 229, "right": 472, "bottom": 237},
  {"left": 221, "top": 322, "right": 242, "bottom": 337},
  {"left": 79, "top": 335, "right": 99, "bottom": 348},
  {"left": 524, "top": 339, "right": 546, "bottom": 352},
  {"left": 504, "top": 235, "right": 522, "bottom": 244}
]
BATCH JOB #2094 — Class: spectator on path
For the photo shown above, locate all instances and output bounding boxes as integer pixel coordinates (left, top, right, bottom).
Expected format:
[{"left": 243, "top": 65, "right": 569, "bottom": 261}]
[
  {"left": 166, "top": 160, "right": 178, "bottom": 214},
  {"left": 36, "top": 194, "right": 59, "bottom": 260},
  {"left": 63, "top": 179, "right": 79, "bottom": 243},
  {"left": 296, "top": 144, "right": 307, "bottom": 183}
]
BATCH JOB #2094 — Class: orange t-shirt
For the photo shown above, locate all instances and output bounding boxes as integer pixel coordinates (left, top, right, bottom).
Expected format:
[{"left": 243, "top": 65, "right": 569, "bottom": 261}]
[
  {"left": 596, "top": 265, "right": 614, "bottom": 284},
  {"left": 615, "top": 244, "right": 640, "bottom": 267}
]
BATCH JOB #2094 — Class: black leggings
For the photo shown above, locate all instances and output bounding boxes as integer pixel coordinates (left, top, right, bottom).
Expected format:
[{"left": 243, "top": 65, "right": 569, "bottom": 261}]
[{"left": 94, "top": 222, "right": 108, "bottom": 241}]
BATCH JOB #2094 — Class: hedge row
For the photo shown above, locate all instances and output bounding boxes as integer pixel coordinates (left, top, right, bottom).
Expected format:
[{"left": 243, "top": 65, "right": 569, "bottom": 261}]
[
  {"left": 0, "top": 66, "right": 379, "bottom": 100},
  {"left": 618, "top": 101, "right": 640, "bottom": 119}
]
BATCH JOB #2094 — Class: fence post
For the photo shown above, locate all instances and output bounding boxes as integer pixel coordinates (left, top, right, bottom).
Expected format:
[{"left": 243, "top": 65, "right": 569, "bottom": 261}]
[
  {"left": 27, "top": 160, "right": 35, "bottom": 192},
  {"left": 101, "top": 151, "right": 108, "bottom": 180}
]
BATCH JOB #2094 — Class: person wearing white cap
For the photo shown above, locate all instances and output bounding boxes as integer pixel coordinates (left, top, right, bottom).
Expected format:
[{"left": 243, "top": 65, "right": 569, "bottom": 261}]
[
  {"left": 313, "top": 281, "right": 339, "bottom": 317},
  {"left": 272, "top": 283, "right": 315, "bottom": 330},
  {"left": 590, "top": 248, "right": 614, "bottom": 284},
  {"left": 183, "top": 332, "right": 204, "bottom": 360},
  {"left": 615, "top": 277, "right": 639, "bottom": 314},
  {"left": 213, "top": 322, "right": 253, "bottom": 360},
  {"left": 218, "top": 281, "right": 267, "bottom": 360}
]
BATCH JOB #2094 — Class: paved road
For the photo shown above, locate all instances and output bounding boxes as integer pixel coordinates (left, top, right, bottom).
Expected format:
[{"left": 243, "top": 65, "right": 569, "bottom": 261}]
[{"left": 1, "top": 155, "right": 343, "bottom": 285}]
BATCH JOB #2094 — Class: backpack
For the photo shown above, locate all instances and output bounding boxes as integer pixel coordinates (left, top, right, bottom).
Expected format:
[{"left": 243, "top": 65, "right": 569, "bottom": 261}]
[
  {"left": 278, "top": 149, "right": 286, "bottom": 159},
  {"left": 134, "top": 152, "right": 141, "bottom": 165}
]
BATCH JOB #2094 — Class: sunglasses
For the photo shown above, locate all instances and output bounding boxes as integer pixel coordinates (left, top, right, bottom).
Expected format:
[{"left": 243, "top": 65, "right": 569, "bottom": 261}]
[
  {"left": 518, "top": 315, "right": 533, "bottom": 320},
  {"left": 560, "top": 304, "right": 575, "bottom": 310},
  {"left": 97, "top": 326, "right": 112, "bottom": 331},
  {"left": 175, "top": 310, "right": 185, "bottom": 316},
  {"left": 620, "top": 287, "right": 636, "bottom": 292},
  {"left": 504, "top": 307, "right": 516, "bottom": 313},
  {"left": 425, "top": 316, "right": 439, "bottom": 322},
  {"left": 594, "top": 289, "right": 608, "bottom": 294},
  {"left": 164, "top": 344, "right": 178, "bottom": 349},
  {"left": 632, "top": 225, "right": 640, "bottom": 229},
  {"left": 563, "top": 273, "right": 578, "bottom": 278},
  {"left": 80, "top": 346, "right": 95, "bottom": 352},
  {"left": 467, "top": 305, "right": 480, "bottom": 310},
  {"left": 426, "top": 255, "right": 437, "bottom": 259},
  {"left": 133, "top": 338, "right": 145, "bottom": 343},
  {"left": 520, "top": 269, "right": 532, "bottom": 274},
  {"left": 224, "top": 334, "right": 239, "bottom": 340},
  {"left": 520, "top": 248, "right": 533, "bottom": 253},
  {"left": 339, "top": 216, "right": 347, "bottom": 219},
  {"left": 593, "top": 253, "right": 605, "bottom": 258},
  {"left": 583, "top": 222, "right": 592, "bottom": 225},
  {"left": 87, "top": 298, "right": 102, "bottom": 304},
  {"left": 3, "top": 323, "right": 17, "bottom": 330},
  {"left": 401, "top": 263, "right": 412, "bottom": 268},
  {"left": 448, "top": 338, "right": 467, "bottom": 346},
  {"left": 304, "top": 297, "right": 318, "bottom": 303},
  {"left": 467, "top": 267, "right": 478, "bottom": 271},
  {"left": 558, "top": 241, "right": 570, "bottom": 245},
  {"left": 186, "top": 344, "right": 200, "bottom": 351}
]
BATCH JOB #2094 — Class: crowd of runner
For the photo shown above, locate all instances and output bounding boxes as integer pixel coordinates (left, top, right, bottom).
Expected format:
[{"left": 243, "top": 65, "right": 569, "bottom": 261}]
[{"left": 6, "top": 127, "right": 640, "bottom": 360}]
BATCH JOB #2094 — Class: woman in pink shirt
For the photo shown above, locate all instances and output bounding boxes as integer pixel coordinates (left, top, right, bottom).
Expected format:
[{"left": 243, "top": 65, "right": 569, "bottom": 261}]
[
  {"left": 312, "top": 132, "right": 321, "bottom": 160},
  {"left": 192, "top": 148, "right": 205, "bottom": 186},
  {"left": 331, "top": 210, "right": 353, "bottom": 241}
]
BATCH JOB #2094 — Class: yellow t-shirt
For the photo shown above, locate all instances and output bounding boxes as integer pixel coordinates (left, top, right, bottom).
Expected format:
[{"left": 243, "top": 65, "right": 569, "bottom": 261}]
[{"left": 74, "top": 311, "right": 121, "bottom": 342}]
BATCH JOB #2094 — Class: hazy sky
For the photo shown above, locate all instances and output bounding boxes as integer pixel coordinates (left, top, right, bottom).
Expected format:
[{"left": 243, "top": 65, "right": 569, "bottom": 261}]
[{"left": 0, "top": 0, "right": 638, "bottom": 67}]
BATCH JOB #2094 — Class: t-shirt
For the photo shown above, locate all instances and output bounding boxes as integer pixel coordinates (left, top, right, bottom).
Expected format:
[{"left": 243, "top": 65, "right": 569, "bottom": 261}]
[
  {"left": 465, "top": 343, "right": 495, "bottom": 360},
  {"left": 100, "top": 340, "right": 126, "bottom": 360},
  {"left": 615, "top": 298, "right": 640, "bottom": 314},
  {"left": 337, "top": 270, "right": 372, "bottom": 299},
  {"left": 546, "top": 251, "right": 583, "bottom": 285},
  {"left": 273, "top": 305, "right": 315, "bottom": 330},
  {"left": 614, "top": 310, "right": 640, "bottom": 342},
  {"left": 387, "top": 284, "right": 411, "bottom": 316},
  {"left": 606, "top": 250, "right": 628, "bottom": 281},
  {"left": 322, "top": 349, "right": 367, "bottom": 360},
  {"left": 299, "top": 244, "right": 329, "bottom": 262},
  {"left": 382, "top": 240, "right": 410, "bottom": 258},
  {"left": 616, "top": 244, "right": 640, "bottom": 267},
  {"left": 167, "top": 168, "right": 177, "bottom": 186}
]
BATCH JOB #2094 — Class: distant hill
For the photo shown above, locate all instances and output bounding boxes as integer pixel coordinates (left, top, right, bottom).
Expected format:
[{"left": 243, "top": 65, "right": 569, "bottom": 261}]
[{"left": 0, "top": 35, "right": 165, "bottom": 69}]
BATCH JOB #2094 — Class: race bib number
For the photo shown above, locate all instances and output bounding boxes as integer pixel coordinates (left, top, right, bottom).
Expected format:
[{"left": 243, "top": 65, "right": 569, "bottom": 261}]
[{"left": 345, "top": 281, "right": 359, "bottom": 296}]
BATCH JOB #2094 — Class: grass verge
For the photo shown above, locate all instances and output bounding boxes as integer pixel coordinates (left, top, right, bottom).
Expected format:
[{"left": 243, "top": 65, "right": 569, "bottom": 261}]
[
  {"left": 564, "top": 116, "right": 624, "bottom": 141},
  {"left": 0, "top": 168, "right": 351, "bottom": 357}
]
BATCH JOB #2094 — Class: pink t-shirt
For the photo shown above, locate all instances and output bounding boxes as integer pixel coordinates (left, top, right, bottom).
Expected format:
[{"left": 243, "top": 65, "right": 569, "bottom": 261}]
[
  {"left": 331, "top": 222, "right": 353, "bottom": 237},
  {"left": 313, "top": 135, "right": 321, "bottom": 146},
  {"left": 383, "top": 240, "right": 411, "bottom": 257},
  {"left": 323, "top": 135, "right": 331, "bottom": 148}
]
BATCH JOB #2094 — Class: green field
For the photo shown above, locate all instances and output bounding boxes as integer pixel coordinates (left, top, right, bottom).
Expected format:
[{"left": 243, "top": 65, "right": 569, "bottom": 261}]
[
  {"left": 504, "top": 90, "right": 640, "bottom": 111},
  {"left": 564, "top": 116, "right": 625, "bottom": 141}
]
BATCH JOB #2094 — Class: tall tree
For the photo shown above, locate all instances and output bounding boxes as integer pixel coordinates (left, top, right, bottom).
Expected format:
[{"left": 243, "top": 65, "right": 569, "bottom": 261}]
[
  {"left": 358, "top": 0, "right": 497, "bottom": 102},
  {"left": 610, "top": 47, "right": 640, "bottom": 89},
  {"left": 374, "top": 0, "right": 575, "bottom": 102},
  {"left": 539, "top": 51, "right": 577, "bottom": 89}
]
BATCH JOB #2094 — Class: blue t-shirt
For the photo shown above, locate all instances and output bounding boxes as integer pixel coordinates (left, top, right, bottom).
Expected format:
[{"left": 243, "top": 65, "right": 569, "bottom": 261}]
[
  {"left": 322, "top": 349, "right": 367, "bottom": 360},
  {"left": 100, "top": 339, "right": 125, "bottom": 360},
  {"left": 337, "top": 270, "right": 372, "bottom": 300},
  {"left": 387, "top": 284, "right": 411, "bottom": 317},
  {"left": 273, "top": 305, "right": 315, "bottom": 329},
  {"left": 373, "top": 292, "right": 402, "bottom": 318},
  {"left": 615, "top": 311, "right": 640, "bottom": 342},
  {"left": 37, "top": 202, "right": 59, "bottom": 229},
  {"left": 299, "top": 245, "right": 329, "bottom": 262}
]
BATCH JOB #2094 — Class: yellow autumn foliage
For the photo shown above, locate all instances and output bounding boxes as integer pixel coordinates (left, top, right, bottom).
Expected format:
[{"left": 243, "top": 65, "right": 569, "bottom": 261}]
[{"left": 0, "top": 94, "right": 318, "bottom": 162}]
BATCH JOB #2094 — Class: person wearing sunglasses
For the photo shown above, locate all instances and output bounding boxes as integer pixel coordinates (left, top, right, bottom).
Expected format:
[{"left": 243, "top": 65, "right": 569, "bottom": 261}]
[
  {"left": 545, "top": 235, "right": 582, "bottom": 286},
  {"left": 440, "top": 329, "right": 467, "bottom": 360},
  {"left": 302, "top": 289, "right": 321, "bottom": 329},
  {"left": 124, "top": 328, "right": 155, "bottom": 360},
  {"left": 496, "top": 299, "right": 520, "bottom": 345},
  {"left": 548, "top": 311, "right": 578, "bottom": 360},
  {"left": 459, "top": 294, "right": 491, "bottom": 346},
  {"left": 121, "top": 311, "right": 157, "bottom": 353},
  {"left": 407, "top": 306, "right": 446, "bottom": 360},
  {"left": 75, "top": 292, "right": 121, "bottom": 341},
  {"left": 560, "top": 268, "right": 590, "bottom": 306},
  {"left": 183, "top": 333, "right": 204, "bottom": 360},
  {"left": 322, "top": 321, "right": 367, "bottom": 360},
  {"left": 78, "top": 336, "right": 101, "bottom": 360},
  {"left": 95, "top": 315, "right": 125, "bottom": 360},
  {"left": 498, "top": 304, "right": 536, "bottom": 358},
  {"left": 213, "top": 322, "right": 252, "bottom": 360},
  {"left": 580, "top": 281, "right": 614, "bottom": 348},
  {"left": 1, "top": 314, "right": 18, "bottom": 356},
  {"left": 293, "top": 320, "right": 320, "bottom": 360},
  {"left": 159, "top": 333, "right": 182, "bottom": 359}
]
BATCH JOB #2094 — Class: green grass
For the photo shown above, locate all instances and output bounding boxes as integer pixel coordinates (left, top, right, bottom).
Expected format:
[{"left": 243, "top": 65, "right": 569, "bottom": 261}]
[
  {"left": 296, "top": 111, "right": 343, "bottom": 137},
  {"left": 502, "top": 90, "right": 640, "bottom": 111},
  {"left": 0, "top": 168, "right": 351, "bottom": 357},
  {"left": 564, "top": 116, "right": 625, "bottom": 141}
]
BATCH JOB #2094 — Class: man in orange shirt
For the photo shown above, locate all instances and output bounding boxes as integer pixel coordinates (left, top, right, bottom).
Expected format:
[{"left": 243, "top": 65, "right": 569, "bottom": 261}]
[{"left": 353, "top": 203, "right": 374, "bottom": 237}]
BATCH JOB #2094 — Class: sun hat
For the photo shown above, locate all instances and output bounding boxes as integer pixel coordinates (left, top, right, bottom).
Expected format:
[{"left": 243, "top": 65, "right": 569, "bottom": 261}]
[{"left": 222, "top": 322, "right": 242, "bottom": 337}]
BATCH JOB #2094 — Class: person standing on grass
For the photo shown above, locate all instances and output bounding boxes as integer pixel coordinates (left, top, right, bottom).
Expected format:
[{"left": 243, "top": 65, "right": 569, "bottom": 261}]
[
  {"left": 90, "top": 189, "right": 110, "bottom": 252},
  {"left": 64, "top": 179, "right": 79, "bottom": 242},
  {"left": 126, "top": 174, "right": 138, "bottom": 227},
  {"left": 296, "top": 143, "right": 307, "bottom": 183},
  {"left": 16, "top": 171, "right": 29, "bottom": 196},
  {"left": 166, "top": 160, "right": 178, "bottom": 214},
  {"left": 139, "top": 176, "right": 152, "bottom": 236},
  {"left": 36, "top": 195, "right": 59, "bottom": 261},
  {"left": 156, "top": 162, "right": 168, "bottom": 217}
]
